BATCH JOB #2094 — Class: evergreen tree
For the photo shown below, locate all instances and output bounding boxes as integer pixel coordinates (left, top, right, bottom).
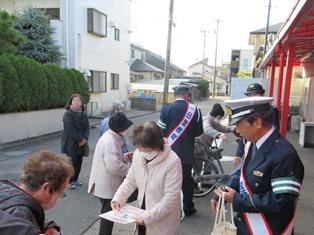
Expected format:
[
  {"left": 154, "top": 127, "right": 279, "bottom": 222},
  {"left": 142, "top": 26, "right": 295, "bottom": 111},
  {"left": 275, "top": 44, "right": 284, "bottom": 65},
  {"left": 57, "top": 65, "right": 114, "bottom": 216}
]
[
  {"left": 0, "top": 10, "right": 24, "bottom": 54},
  {"left": 15, "top": 7, "right": 61, "bottom": 64}
]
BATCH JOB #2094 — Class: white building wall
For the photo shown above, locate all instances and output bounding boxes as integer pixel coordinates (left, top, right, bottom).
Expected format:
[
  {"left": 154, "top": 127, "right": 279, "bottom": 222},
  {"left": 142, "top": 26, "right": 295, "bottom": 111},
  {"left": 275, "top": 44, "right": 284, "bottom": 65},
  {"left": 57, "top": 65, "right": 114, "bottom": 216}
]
[
  {"left": 187, "top": 63, "right": 214, "bottom": 77},
  {"left": 1, "top": 0, "right": 131, "bottom": 114},
  {"left": 239, "top": 50, "right": 254, "bottom": 71},
  {"left": 64, "top": 0, "right": 131, "bottom": 113},
  {"left": 0, "top": 0, "right": 59, "bottom": 10}
]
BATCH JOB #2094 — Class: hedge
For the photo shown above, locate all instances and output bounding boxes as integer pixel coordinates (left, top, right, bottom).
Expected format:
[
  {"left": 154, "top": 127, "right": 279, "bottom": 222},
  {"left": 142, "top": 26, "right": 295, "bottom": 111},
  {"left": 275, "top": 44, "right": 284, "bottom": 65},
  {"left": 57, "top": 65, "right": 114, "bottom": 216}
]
[{"left": 0, "top": 54, "right": 90, "bottom": 113}]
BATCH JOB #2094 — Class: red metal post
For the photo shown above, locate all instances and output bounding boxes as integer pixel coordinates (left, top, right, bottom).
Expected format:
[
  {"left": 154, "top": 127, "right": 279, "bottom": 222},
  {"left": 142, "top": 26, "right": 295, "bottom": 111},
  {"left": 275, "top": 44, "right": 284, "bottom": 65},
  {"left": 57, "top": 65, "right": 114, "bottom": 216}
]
[
  {"left": 276, "top": 51, "right": 285, "bottom": 110},
  {"left": 280, "top": 45, "right": 294, "bottom": 136},
  {"left": 269, "top": 59, "right": 276, "bottom": 97}
]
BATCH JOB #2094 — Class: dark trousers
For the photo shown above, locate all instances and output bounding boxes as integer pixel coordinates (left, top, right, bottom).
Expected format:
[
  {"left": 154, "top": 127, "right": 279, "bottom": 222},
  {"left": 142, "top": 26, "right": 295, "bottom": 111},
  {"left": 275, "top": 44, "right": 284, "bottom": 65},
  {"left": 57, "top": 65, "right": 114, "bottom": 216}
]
[
  {"left": 99, "top": 199, "right": 114, "bottom": 235},
  {"left": 69, "top": 154, "right": 83, "bottom": 183},
  {"left": 182, "top": 164, "right": 194, "bottom": 211}
]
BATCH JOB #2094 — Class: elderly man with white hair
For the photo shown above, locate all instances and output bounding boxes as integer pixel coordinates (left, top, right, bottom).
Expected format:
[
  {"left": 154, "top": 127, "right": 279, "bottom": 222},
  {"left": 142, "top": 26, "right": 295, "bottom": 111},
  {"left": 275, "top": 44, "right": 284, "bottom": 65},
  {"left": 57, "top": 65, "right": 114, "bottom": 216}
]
[{"left": 99, "top": 101, "right": 129, "bottom": 153}]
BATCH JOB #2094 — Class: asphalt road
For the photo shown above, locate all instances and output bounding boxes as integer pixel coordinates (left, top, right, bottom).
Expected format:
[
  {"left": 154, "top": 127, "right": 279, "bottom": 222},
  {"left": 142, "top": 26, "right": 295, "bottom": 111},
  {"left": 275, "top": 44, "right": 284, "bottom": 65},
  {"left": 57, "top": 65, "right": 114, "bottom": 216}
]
[
  {"left": 0, "top": 100, "right": 232, "bottom": 235},
  {"left": 1, "top": 99, "right": 312, "bottom": 234}
]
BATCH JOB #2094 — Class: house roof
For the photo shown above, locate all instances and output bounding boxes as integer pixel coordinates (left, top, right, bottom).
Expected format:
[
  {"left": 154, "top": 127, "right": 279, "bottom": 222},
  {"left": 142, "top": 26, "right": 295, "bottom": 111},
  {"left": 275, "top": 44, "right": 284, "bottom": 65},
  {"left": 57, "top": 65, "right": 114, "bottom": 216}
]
[
  {"left": 130, "top": 59, "right": 163, "bottom": 73},
  {"left": 250, "top": 22, "right": 284, "bottom": 34},
  {"left": 187, "top": 59, "right": 214, "bottom": 69},
  {"left": 131, "top": 43, "right": 185, "bottom": 72},
  {"left": 260, "top": 0, "right": 314, "bottom": 68}
]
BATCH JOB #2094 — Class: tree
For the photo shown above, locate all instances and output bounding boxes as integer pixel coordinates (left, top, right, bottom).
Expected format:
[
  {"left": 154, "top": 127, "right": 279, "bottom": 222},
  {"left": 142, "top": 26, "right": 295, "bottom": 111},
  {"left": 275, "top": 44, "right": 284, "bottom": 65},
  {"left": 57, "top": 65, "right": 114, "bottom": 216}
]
[
  {"left": 237, "top": 70, "right": 252, "bottom": 78},
  {"left": 0, "top": 10, "right": 24, "bottom": 54},
  {"left": 199, "top": 79, "right": 209, "bottom": 98},
  {"left": 15, "top": 7, "right": 61, "bottom": 64}
]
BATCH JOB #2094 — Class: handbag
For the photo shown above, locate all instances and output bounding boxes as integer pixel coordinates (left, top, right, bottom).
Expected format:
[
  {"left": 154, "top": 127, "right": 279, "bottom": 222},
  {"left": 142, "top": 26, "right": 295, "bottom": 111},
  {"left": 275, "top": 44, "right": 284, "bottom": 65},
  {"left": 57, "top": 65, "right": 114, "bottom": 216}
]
[
  {"left": 211, "top": 192, "right": 237, "bottom": 235},
  {"left": 78, "top": 144, "right": 89, "bottom": 157}
]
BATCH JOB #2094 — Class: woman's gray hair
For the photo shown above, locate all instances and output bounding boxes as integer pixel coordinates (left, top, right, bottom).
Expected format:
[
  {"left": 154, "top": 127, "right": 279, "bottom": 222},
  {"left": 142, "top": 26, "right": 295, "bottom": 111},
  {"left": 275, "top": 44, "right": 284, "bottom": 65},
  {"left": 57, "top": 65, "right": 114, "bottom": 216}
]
[{"left": 109, "top": 101, "right": 124, "bottom": 116}]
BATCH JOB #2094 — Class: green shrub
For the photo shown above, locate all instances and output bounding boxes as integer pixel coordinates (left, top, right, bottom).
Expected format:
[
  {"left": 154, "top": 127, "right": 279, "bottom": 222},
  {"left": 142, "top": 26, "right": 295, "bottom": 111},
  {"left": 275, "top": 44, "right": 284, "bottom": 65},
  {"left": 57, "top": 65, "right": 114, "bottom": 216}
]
[
  {"left": 0, "top": 74, "right": 4, "bottom": 108},
  {"left": 199, "top": 79, "right": 209, "bottom": 98},
  {"left": 0, "top": 54, "right": 22, "bottom": 112},
  {"left": 46, "top": 64, "right": 67, "bottom": 106},
  {"left": 0, "top": 54, "right": 89, "bottom": 113},
  {"left": 6, "top": 54, "right": 32, "bottom": 110},
  {"left": 44, "top": 65, "right": 59, "bottom": 108},
  {"left": 23, "top": 59, "right": 48, "bottom": 110},
  {"left": 71, "top": 69, "right": 90, "bottom": 103}
]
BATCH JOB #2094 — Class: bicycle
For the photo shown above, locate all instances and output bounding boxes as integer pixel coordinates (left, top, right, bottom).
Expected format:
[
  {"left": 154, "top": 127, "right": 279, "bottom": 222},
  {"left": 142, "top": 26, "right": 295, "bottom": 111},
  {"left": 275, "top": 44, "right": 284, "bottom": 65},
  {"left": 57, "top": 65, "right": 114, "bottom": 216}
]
[{"left": 193, "top": 138, "right": 230, "bottom": 197}]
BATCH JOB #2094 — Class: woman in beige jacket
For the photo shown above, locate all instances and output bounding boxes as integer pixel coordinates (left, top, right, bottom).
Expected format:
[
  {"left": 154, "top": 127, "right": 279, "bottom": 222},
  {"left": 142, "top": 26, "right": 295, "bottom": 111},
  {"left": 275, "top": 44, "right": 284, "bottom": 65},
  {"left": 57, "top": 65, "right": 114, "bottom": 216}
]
[
  {"left": 88, "top": 112, "right": 133, "bottom": 235},
  {"left": 111, "top": 121, "right": 182, "bottom": 235}
]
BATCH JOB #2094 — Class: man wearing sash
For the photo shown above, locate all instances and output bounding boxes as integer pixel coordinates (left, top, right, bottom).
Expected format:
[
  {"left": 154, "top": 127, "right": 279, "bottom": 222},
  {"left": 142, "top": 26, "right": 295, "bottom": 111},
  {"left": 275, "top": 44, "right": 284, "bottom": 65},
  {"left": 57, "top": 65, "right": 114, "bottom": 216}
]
[
  {"left": 210, "top": 96, "right": 304, "bottom": 235},
  {"left": 234, "top": 83, "right": 280, "bottom": 166},
  {"left": 158, "top": 85, "right": 203, "bottom": 216}
]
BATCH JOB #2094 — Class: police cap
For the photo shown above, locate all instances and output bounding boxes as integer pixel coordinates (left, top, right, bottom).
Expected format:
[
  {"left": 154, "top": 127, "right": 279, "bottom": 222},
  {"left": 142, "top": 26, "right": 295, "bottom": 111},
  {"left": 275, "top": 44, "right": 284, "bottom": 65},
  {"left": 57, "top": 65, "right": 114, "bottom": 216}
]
[
  {"left": 172, "top": 85, "right": 191, "bottom": 94},
  {"left": 224, "top": 96, "right": 273, "bottom": 125},
  {"left": 244, "top": 83, "right": 265, "bottom": 96}
]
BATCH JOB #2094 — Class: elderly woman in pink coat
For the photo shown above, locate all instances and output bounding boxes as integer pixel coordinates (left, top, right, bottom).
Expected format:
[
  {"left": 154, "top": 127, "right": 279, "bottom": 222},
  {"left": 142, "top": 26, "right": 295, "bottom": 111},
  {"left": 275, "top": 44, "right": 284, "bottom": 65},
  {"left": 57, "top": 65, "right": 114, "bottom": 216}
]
[{"left": 111, "top": 121, "right": 182, "bottom": 235}]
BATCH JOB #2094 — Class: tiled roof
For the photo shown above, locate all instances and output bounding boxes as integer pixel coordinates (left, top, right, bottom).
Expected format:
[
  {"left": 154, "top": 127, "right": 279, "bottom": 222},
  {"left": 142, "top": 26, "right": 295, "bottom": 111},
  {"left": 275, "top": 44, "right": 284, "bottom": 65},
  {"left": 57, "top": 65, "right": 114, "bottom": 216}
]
[
  {"left": 250, "top": 22, "right": 284, "bottom": 34},
  {"left": 130, "top": 59, "right": 163, "bottom": 73}
]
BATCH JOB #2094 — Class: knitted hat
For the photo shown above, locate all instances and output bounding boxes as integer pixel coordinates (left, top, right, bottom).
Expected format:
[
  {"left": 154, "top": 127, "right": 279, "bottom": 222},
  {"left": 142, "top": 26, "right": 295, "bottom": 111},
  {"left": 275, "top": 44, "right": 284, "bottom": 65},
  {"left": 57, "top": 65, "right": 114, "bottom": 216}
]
[{"left": 109, "top": 112, "right": 133, "bottom": 133}]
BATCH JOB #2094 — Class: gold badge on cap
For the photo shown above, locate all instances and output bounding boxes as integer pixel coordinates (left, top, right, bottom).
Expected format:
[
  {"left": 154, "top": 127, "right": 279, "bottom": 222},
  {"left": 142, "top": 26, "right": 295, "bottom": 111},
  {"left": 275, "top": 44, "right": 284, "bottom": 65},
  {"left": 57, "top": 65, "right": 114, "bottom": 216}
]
[
  {"left": 253, "top": 170, "right": 263, "bottom": 177},
  {"left": 226, "top": 107, "right": 233, "bottom": 116},
  {"left": 249, "top": 84, "right": 256, "bottom": 89}
]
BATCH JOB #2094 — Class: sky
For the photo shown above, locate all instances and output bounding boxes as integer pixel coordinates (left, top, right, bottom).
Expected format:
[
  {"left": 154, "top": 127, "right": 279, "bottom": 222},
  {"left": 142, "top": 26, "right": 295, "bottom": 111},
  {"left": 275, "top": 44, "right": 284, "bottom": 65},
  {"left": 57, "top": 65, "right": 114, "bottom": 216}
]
[{"left": 130, "top": 0, "right": 298, "bottom": 70}]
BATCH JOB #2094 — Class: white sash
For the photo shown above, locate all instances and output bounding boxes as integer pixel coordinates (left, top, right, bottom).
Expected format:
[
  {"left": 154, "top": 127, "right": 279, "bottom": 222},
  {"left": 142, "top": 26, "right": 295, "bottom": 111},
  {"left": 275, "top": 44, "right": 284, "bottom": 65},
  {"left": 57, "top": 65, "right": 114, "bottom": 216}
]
[
  {"left": 240, "top": 142, "right": 295, "bottom": 235},
  {"left": 167, "top": 102, "right": 196, "bottom": 146},
  {"left": 240, "top": 142, "right": 273, "bottom": 235}
]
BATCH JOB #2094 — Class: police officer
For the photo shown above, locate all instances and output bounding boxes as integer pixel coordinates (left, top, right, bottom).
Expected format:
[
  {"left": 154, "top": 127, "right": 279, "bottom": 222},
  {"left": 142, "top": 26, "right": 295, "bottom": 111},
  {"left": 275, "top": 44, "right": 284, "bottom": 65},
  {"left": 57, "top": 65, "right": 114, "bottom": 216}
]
[
  {"left": 234, "top": 83, "right": 280, "bottom": 165},
  {"left": 158, "top": 85, "right": 203, "bottom": 216},
  {"left": 211, "top": 96, "right": 304, "bottom": 235}
]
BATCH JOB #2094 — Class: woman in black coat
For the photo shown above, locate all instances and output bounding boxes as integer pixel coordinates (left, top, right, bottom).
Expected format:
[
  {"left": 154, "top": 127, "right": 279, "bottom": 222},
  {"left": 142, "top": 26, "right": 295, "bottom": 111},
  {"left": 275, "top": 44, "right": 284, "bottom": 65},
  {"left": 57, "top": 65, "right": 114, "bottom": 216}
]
[{"left": 61, "top": 93, "right": 89, "bottom": 189}]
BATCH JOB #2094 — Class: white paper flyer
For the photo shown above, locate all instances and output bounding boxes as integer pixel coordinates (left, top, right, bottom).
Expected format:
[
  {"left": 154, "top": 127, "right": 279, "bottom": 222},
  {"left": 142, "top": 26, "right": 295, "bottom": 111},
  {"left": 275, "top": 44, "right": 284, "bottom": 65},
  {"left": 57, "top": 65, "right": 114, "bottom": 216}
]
[{"left": 99, "top": 204, "right": 145, "bottom": 224}]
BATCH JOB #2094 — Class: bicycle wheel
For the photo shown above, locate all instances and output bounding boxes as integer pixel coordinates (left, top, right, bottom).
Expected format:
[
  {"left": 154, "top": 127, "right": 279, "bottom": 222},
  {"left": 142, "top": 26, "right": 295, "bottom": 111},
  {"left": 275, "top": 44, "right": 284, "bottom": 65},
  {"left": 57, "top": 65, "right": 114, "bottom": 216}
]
[{"left": 193, "top": 161, "right": 219, "bottom": 197}]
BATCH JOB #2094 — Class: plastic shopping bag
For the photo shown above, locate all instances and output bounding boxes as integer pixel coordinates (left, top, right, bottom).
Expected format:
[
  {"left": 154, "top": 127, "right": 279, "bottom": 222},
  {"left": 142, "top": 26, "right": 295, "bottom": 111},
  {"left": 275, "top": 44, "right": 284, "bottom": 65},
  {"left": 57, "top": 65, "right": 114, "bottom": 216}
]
[{"left": 211, "top": 192, "right": 237, "bottom": 235}]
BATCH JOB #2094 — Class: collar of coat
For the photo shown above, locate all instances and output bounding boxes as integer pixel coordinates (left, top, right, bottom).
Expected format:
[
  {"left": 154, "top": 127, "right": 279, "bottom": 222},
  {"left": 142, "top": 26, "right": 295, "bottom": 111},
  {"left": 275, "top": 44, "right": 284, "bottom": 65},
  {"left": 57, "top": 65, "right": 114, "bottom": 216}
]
[{"left": 137, "top": 143, "right": 172, "bottom": 166}]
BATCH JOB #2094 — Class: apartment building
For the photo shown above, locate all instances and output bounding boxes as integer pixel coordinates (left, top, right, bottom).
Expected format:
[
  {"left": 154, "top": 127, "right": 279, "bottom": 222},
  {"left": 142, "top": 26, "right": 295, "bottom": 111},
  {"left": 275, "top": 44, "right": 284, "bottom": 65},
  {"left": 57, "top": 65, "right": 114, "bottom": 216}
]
[{"left": 1, "top": 0, "right": 131, "bottom": 114}]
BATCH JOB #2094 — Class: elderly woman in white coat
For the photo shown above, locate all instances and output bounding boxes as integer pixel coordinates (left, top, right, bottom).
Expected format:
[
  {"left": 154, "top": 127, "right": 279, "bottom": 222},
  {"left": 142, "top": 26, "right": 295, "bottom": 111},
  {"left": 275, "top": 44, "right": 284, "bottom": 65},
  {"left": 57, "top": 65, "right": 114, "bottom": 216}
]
[
  {"left": 111, "top": 121, "right": 182, "bottom": 235},
  {"left": 88, "top": 112, "right": 133, "bottom": 235}
]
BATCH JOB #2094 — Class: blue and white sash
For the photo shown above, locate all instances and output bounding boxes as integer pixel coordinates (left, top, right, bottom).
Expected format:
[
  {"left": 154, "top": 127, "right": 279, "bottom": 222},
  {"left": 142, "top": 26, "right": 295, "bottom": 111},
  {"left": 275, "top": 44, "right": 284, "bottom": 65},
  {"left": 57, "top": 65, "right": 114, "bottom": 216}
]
[
  {"left": 240, "top": 142, "right": 295, "bottom": 235},
  {"left": 167, "top": 103, "right": 196, "bottom": 146}
]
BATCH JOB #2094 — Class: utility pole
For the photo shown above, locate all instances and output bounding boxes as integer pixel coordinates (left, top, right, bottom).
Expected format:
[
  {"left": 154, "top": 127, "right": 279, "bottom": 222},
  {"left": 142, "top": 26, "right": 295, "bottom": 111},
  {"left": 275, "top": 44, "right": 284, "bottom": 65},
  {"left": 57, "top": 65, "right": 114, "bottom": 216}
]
[
  {"left": 201, "top": 30, "right": 207, "bottom": 79},
  {"left": 162, "top": 0, "right": 174, "bottom": 105},
  {"left": 212, "top": 19, "right": 221, "bottom": 98},
  {"left": 264, "top": 0, "right": 272, "bottom": 55}
]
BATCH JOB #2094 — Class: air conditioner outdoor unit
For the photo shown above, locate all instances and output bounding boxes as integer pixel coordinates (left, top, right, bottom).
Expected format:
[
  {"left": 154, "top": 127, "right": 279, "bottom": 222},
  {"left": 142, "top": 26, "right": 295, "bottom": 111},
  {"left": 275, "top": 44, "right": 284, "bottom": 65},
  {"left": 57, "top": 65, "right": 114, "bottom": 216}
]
[{"left": 299, "top": 122, "right": 314, "bottom": 148}]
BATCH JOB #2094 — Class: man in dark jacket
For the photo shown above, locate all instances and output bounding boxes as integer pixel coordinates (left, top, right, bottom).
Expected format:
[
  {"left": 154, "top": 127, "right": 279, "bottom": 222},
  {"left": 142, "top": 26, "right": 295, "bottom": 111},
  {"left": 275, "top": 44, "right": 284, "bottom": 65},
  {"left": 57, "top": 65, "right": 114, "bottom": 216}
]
[
  {"left": 158, "top": 85, "right": 203, "bottom": 216},
  {"left": 234, "top": 83, "right": 280, "bottom": 165},
  {"left": 0, "top": 210, "right": 41, "bottom": 235},
  {"left": 0, "top": 150, "right": 74, "bottom": 234},
  {"left": 211, "top": 97, "right": 304, "bottom": 235}
]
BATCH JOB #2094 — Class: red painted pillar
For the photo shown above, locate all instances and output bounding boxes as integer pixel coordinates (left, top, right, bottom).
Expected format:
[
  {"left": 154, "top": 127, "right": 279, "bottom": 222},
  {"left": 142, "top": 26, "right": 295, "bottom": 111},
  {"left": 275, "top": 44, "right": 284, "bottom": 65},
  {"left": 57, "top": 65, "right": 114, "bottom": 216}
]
[
  {"left": 276, "top": 51, "right": 285, "bottom": 111},
  {"left": 280, "top": 44, "right": 294, "bottom": 136},
  {"left": 269, "top": 60, "right": 276, "bottom": 97}
]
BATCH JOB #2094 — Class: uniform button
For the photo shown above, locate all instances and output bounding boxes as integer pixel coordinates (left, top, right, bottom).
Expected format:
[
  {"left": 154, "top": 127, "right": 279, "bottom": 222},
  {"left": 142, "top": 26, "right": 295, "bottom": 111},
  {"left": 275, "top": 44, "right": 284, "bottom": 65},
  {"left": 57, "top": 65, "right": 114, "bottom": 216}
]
[
  {"left": 237, "top": 217, "right": 242, "bottom": 222},
  {"left": 255, "top": 182, "right": 259, "bottom": 187}
]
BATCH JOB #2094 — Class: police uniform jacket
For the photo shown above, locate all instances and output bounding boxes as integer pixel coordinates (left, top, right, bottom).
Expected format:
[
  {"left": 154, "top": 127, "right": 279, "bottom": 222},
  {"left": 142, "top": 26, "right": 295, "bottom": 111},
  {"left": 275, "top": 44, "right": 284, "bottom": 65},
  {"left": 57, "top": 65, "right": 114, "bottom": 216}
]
[
  {"left": 229, "top": 129, "right": 304, "bottom": 235},
  {"left": 158, "top": 99, "right": 203, "bottom": 165}
]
